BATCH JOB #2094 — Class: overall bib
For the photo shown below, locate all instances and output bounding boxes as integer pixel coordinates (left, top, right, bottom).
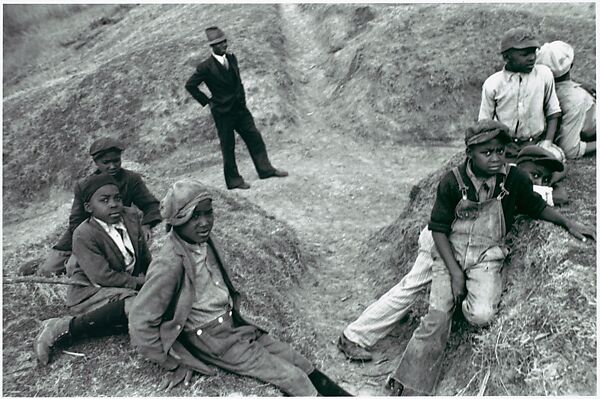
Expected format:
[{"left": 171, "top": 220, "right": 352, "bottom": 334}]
[{"left": 393, "top": 166, "right": 510, "bottom": 394}]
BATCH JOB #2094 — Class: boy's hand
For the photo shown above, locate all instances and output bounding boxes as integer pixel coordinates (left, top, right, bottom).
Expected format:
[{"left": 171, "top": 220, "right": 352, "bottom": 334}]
[
  {"left": 159, "top": 366, "right": 194, "bottom": 391},
  {"left": 450, "top": 272, "right": 466, "bottom": 303},
  {"left": 565, "top": 221, "right": 596, "bottom": 242}
]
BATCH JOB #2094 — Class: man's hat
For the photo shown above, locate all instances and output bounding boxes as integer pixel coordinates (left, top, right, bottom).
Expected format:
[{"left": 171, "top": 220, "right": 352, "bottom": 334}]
[
  {"left": 536, "top": 41, "right": 574, "bottom": 78},
  {"left": 89, "top": 137, "right": 124, "bottom": 159},
  {"left": 517, "top": 145, "right": 565, "bottom": 172},
  {"left": 205, "top": 26, "right": 227, "bottom": 46},
  {"left": 465, "top": 120, "right": 512, "bottom": 147},
  {"left": 500, "top": 28, "right": 540, "bottom": 53}
]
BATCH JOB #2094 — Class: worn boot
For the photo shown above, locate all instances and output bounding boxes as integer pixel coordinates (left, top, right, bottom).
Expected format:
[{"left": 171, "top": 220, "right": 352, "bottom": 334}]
[
  {"left": 35, "top": 316, "right": 73, "bottom": 365},
  {"left": 337, "top": 333, "right": 373, "bottom": 361},
  {"left": 308, "top": 369, "right": 353, "bottom": 396}
]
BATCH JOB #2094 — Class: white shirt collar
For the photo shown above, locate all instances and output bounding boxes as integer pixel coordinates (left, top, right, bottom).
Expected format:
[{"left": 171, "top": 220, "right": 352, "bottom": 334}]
[{"left": 211, "top": 51, "right": 227, "bottom": 65}]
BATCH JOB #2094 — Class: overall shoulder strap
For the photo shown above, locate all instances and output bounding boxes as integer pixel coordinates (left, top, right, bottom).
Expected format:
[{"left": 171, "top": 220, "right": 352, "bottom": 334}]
[{"left": 452, "top": 167, "right": 468, "bottom": 199}]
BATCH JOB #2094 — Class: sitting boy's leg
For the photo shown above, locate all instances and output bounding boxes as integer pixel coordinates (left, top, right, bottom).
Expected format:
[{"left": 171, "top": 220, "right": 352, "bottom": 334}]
[
  {"left": 257, "top": 334, "right": 351, "bottom": 396},
  {"left": 391, "top": 259, "right": 455, "bottom": 395},
  {"left": 462, "top": 258, "right": 503, "bottom": 327},
  {"left": 342, "top": 228, "right": 435, "bottom": 354},
  {"left": 35, "top": 249, "right": 71, "bottom": 276}
]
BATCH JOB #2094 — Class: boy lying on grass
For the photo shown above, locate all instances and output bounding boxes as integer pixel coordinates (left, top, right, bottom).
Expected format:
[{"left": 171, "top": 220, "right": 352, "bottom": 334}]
[
  {"left": 128, "top": 179, "right": 351, "bottom": 395},
  {"left": 35, "top": 173, "right": 150, "bottom": 365}
]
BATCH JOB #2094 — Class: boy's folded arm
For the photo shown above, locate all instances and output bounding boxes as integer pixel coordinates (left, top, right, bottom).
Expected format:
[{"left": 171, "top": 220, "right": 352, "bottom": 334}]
[
  {"left": 129, "top": 257, "right": 184, "bottom": 369},
  {"left": 72, "top": 232, "right": 141, "bottom": 289},
  {"left": 538, "top": 207, "right": 596, "bottom": 241},
  {"left": 129, "top": 174, "right": 162, "bottom": 227}
]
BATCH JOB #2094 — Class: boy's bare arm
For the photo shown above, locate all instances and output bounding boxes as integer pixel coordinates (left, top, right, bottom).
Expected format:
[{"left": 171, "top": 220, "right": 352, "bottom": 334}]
[
  {"left": 541, "top": 114, "right": 560, "bottom": 144},
  {"left": 432, "top": 231, "right": 465, "bottom": 303},
  {"left": 538, "top": 206, "right": 596, "bottom": 241}
]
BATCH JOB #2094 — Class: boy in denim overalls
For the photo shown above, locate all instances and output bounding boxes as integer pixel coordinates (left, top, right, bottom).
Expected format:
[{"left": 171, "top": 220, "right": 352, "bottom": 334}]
[{"left": 385, "top": 120, "right": 594, "bottom": 395}]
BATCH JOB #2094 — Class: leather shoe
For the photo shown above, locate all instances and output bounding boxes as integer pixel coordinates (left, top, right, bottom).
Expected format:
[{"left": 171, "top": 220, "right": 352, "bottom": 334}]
[
  {"left": 337, "top": 333, "right": 373, "bottom": 361},
  {"left": 35, "top": 316, "right": 73, "bottom": 365},
  {"left": 385, "top": 376, "right": 404, "bottom": 396},
  {"left": 229, "top": 182, "right": 251, "bottom": 190},
  {"left": 261, "top": 169, "right": 288, "bottom": 179}
]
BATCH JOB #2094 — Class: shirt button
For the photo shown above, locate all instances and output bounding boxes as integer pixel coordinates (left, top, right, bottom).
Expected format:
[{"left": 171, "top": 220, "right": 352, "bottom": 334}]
[
  {"left": 218, "top": 317, "right": 224, "bottom": 323},
  {"left": 176, "top": 324, "right": 181, "bottom": 330},
  {"left": 196, "top": 329, "right": 202, "bottom": 336},
  {"left": 215, "top": 282, "right": 219, "bottom": 285},
  {"left": 229, "top": 311, "right": 233, "bottom": 316}
]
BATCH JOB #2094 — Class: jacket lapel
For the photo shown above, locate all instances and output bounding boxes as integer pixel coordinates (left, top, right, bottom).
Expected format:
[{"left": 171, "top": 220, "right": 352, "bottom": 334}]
[
  {"left": 87, "top": 217, "right": 126, "bottom": 267},
  {"left": 121, "top": 208, "right": 140, "bottom": 260},
  {"left": 207, "top": 236, "right": 238, "bottom": 294}
]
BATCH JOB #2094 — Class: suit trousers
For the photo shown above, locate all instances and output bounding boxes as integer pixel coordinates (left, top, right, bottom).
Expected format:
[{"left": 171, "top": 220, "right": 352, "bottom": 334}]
[
  {"left": 181, "top": 314, "right": 317, "bottom": 396},
  {"left": 212, "top": 105, "right": 276, "bottom": 188}
]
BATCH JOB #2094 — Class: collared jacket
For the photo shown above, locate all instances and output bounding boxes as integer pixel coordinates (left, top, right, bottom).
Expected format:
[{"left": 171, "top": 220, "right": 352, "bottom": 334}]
[
  {"left": 54, "top": 169, "right": 162, "bottom": 252},
  {"left": 185, "top": 53, "right": 247, "bottom": 115},
  {"left": 128, "top": 231, "right": 256, "bottom": 375},
  {"left": 67, "top": 207, "right": 151, "bottom": 307}
]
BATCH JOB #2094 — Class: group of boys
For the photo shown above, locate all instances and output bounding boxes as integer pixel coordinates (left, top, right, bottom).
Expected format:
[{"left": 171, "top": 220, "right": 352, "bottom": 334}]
[{"left": 29, "top": 26, "right": 595, "bottom": 397}]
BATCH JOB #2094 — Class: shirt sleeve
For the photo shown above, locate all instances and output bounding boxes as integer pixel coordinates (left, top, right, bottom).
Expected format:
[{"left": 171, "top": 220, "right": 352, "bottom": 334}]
[
  {"left": 478, "top": 77, "right": 496, "bottom": 121},
  {"left": 541, "top": 66, "right": 562, "bottom": 117},
  {"left": 511, "top": 169, "right": 548, "bottom": 218},
  {"left": 428, "top": 172, "right": 460, "bottom": 234},
  {"left": 129, "top": 173, "right": 162, "bottom": 228}
]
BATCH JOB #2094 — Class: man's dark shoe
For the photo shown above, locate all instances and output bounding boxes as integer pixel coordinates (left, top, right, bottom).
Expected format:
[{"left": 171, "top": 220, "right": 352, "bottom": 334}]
[
  {"left": 18, "top": 259, "right": 40, "bottom": 276},
  {"left": 229, "top": 181, "right": 251, "bottom": 190},
  {"left": 337, "top": 334, "right": 373, "bottom": 361},
  {"left": 260, "top": 169, "right": 288, "bottom": 179},
  {"left": 385, "top": 376, "right": 404, "bottom": 396}
]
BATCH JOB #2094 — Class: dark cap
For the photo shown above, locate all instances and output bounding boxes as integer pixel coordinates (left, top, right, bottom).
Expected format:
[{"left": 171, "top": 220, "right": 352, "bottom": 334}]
[
  {"left": 205, "top": 26, "right": 227, "bottom": 45},
  {"left": 89, "top": 137, "right": 124, "bottom": 159},
  {"left": 81, "top": 173, "right": 119, "bottom": 202},
  {"left": 516, "top": 145, "right": 565, "bottom": 172},
  {"left": 465, "top": 120, "right": 512, "bottom": 147},
  {"left": 500, "top": 28, "right": 539, "bottom": 53}
]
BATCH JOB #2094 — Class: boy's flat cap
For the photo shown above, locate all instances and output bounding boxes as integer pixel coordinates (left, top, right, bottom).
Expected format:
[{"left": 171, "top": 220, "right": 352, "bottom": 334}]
[
  {"left": 161, "top": 179, "right": 212, "bottom": 227},
  {"left": 517, "top": 145, "right": 565, "bottom": 172},
  {"left": 81, "top": 173, "right": 119, "bottom": 202},
  {"left": 465, "top": 119, "right": 511, "bottom": 146},
  {"left": 500, "top": 28, "right": 539, "bottom": 53},
  {"left": 536, "top": 41, "right": 574, "bottom": 78},
  {"left": 89, "top": 137, "right": 124, "bottom": 158}
]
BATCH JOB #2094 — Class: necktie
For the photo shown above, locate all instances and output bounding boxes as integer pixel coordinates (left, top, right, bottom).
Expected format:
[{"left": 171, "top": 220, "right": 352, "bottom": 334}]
[
  {"left": 222, "top": 56, "right": 229, "bottom": 70},
  {"left": 115, "top": 225, "right": 135, "bottom": 268}
]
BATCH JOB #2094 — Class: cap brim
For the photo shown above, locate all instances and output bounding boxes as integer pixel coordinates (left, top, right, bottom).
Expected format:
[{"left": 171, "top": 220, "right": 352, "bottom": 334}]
[
  {"left": 518, "top": 157, "right": 564, "bottom": 172},
  {"left": 467, "top": 130, "right": 512, "bottom": 146}
]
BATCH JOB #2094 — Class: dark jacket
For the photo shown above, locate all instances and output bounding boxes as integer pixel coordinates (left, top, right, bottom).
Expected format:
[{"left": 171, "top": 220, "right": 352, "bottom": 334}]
[
  {"left": 54, "top": 169, "right": 162, "bottom": 252},
  {"left": 128, "top": 232, "right": 255, "bottom": 375},
  {"left": 184, "top": 53, "right": 246, "bottom": 115},
  {"left": 67, "top": 207, "right": 151, "bottom": 307},
  {"left": 428, "top": 161, "right": 548, "bottom": 235}
]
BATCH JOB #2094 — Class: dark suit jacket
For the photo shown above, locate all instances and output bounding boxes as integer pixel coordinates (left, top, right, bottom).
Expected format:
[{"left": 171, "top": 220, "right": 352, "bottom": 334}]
[
  {"left": 67, "top": 207, "right": 151, "bottom": 307},
  {"left": 185, "top": 53, "right": 246, "bottom": 115},
  {"left": 54, "top": 169, "right": 162, "bottom": 252},
  {"left": 128, "top": 231, "right": 256, "bottom": 375}
]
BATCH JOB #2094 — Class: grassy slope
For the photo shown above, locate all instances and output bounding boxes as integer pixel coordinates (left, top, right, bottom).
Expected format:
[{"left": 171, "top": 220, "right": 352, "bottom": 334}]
[{"left": 299, "top": 3, "right": 595, "bottom": 145}]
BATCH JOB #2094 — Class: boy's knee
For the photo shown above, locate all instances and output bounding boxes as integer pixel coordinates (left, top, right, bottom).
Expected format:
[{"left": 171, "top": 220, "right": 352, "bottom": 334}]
[{"left": 462, "top": 303, "right": 496, "bottom": 326}]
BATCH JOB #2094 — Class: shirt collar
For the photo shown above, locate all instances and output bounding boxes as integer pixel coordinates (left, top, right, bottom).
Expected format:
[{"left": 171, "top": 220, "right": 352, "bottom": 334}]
[
  {"left": 211, "top": 51, "right": 227, "bottom": 64},
  {"left": 93, "top": 216, "right": 125, "bottom": 231},
  {"left": 177, "top": 235, "right": 208, "bottom": 256},
  {"left": 465, "top": 160, "right": 506, "bottom": 192}
]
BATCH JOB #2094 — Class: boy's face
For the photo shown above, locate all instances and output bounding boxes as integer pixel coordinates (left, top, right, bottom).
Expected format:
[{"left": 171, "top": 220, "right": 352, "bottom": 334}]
[
  {"left": 84, "top": 184, "right": 123, "bottom": 224},
  {"left": 211, "top": 40, "right": 228, "bottom": 56},
  {"left": 94, "top": 150, "right": 122, "bottom": 176},
  {"left": 503, "top": 47, "right": 537, "bottom": 73},
  {"left": 518, "top": 161, "right": 553, "bottom": 186},
  {"left": 174, "top": 199, "right": 214, "bottom": 244},
  {"left": 467, "top": 138, "right": 506, "bottom": 178}
]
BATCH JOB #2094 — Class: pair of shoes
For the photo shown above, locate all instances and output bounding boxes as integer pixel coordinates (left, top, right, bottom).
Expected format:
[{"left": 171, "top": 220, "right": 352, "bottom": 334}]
[
  {"left": 18, "top": 259, "right": 40, "bottom": 276},
  {"left": 229, "top": 181, "right": 251, "bottom": 190},
  {"left": 337, "top": 333, "right": 373, "bottom": 361},
  {"left": 261, "top": 169, "right": 288, "bottom": 179},
  {"left": 385, "top": 376, "right": 404, "bottom": 396},
  {"left": 35, "top": 316, "right": 73, "bottom": 365}
]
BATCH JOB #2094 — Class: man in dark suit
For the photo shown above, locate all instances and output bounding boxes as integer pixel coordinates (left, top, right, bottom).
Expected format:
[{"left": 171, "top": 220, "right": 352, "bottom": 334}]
[{"left": 185, "top": 26, "right": 288, "bottom": 190}]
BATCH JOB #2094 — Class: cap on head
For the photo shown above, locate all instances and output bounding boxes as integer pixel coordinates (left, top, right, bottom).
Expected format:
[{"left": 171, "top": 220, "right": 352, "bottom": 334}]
[
  {"left": 536, "top": 41, "right": 574, "bottom": 78},
  {"left": 81, "top": 173, "right": 119, "bottom": 202},
  {"left": 205, "top": 26, "right": 227, "bottom": 46},
  {"left": 517, "top": 145, "right": 565, "bottom": 172},
  {"left": 465, "top": 119, "right": 512, "bottom": 147},
  {"left": 500, "top": 28, "right": 539, "bottom": 53},
  {"left": 90, "top": 137, "right": 124, "bottom": 159},
  {"left": 161, "top": 179, "right": 213, "bottom": 227}
]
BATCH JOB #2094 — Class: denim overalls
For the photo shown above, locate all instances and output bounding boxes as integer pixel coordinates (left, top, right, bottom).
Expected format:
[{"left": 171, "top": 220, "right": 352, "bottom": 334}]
[{"left": 393, "top": 166, "right": 511, "bottom": 394}]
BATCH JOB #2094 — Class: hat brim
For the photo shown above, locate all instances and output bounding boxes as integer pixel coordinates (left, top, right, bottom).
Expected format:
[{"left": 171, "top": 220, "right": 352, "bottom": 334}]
[
  {"left": 517, "top": 157, "right": 564, "bottom": 173},
  {"left": 467, "top": 130, "right": 512, "bottom": 147},
  {"left": 501, "top": 40, "right": 540, "bottom": 53},
  {"left": 208, "top": 37, "right": 227, "bottom": 45}
]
